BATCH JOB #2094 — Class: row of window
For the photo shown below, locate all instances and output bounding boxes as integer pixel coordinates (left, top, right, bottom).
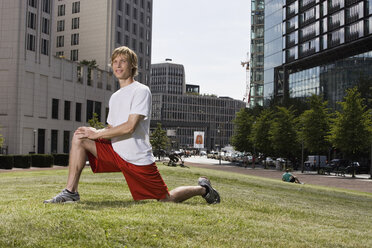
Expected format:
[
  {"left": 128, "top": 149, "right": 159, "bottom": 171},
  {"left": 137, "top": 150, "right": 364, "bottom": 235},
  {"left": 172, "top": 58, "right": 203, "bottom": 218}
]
[
  {"left": 27, "top": 12, "right": 51, "bottom": 34},
  {"left": 57, "top": 2, "right": 80, "bottom": 16},
  {"left": 28, "top": 0, "right": 51, "bottom": 14},
  {"left": 117, "top": 0, "right": 152, "bottom": 14},
  {"left": 51, "top": 98, "right": 107, "bottom": 123},
  {"left": 56, "top": 17, "right": 79, "bottom": 32},
  {"left": 26, "top": 34, "right": 49, "bottom": 55}
]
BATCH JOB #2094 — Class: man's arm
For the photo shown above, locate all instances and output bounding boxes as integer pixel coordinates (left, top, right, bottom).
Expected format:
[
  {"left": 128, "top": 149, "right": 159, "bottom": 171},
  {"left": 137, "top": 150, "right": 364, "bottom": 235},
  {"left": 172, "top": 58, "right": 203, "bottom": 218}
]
[{"left": 76, "top": 114, "right": 144, "bottom": 140}]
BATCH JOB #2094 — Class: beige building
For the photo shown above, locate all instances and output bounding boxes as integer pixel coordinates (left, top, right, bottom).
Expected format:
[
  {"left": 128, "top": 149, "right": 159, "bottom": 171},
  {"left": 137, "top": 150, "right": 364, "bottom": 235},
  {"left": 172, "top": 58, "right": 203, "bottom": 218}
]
[
  {"left": 53, "top": 0, "right": 153, "bottom": 84},
  {"left": 0, "top": 0, "right": 115, "bottom": 155}
]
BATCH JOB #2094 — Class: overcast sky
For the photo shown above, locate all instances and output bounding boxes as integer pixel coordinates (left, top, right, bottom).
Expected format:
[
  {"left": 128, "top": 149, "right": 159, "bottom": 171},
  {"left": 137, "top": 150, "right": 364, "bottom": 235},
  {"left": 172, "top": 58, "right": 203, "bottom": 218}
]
[{"left": 151, "top": 0, "right": 251, "bottom": 101}]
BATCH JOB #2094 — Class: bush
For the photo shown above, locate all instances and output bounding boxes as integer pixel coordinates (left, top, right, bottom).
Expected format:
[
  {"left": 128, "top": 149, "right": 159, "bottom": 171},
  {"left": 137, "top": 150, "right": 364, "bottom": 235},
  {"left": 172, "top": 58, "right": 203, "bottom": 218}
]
[
  {"left": 52, "top": 154, "right": 69, "bottom": 166},
  {"left": 13, "top": 155, "right": 31, "bottom": 168},
  {"left": 31, "top": 154, "right": 54, "bottom": 168},
  {"left": 0, "top": 155, "right": 14, "bottom": 169}
]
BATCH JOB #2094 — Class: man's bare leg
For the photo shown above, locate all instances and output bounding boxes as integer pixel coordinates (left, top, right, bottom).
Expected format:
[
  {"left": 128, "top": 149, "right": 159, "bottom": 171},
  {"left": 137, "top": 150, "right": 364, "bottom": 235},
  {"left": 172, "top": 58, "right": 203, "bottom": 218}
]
[
  {"left": 65, "top": 132, "right": 97, "bottom": 193},
  {"left": 160, "top": 186, "right": 206, "bottom": 203}
]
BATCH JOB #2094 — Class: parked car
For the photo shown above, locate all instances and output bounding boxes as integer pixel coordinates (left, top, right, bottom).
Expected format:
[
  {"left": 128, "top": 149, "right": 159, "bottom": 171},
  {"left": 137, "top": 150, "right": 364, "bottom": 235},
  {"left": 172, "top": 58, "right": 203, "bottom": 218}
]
[
  {"left": 264, "top": 157, "right": 275, "bottom": 166},
  {"left": 345, "top": 162, "right": 370, "bottom": 174}
]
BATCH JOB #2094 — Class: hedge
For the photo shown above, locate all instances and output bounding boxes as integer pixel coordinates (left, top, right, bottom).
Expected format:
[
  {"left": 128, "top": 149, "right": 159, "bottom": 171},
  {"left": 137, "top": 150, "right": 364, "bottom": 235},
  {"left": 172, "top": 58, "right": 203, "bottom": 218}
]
[
  {"left": 52, "top": 154, "right": 69, "bottom": 166},
  {"left": 13, "top": 155, "right": 31, "bottom": 169},
  {"left": 0, "top": 155, "right": 14, "bottom": 169},
  {"left": 30, "top": 154, "right": 54, "bottom": 168}
]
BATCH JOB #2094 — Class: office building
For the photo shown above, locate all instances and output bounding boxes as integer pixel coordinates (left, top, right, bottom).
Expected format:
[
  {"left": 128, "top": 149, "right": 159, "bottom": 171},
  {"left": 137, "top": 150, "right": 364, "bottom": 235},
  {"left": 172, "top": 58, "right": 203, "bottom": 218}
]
[
  {"left": 53, "top": 0, "right": 153, "bottom": 85},
  {"left": 150, "top": 61, "right": 246, "bottom": 151},
  {"left": 250, "top": 0, "right": 265, "bottom": 107},
  {"left": 264, "top": 0, "right": 372, "bottom": 107},
  {"left": 0, "top": 0, "right": 115, "bottom": 154}
]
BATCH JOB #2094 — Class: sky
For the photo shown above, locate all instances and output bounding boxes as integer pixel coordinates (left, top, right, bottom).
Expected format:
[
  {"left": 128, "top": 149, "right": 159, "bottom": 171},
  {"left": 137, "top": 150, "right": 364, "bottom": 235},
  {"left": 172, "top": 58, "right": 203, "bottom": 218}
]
[{"left": 151, "top": 0, "right": 251, "bottom": 101}]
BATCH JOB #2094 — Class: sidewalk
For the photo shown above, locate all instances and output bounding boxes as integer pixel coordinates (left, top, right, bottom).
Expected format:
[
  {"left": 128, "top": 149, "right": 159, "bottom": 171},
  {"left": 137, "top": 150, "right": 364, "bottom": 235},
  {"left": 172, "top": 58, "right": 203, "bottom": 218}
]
[{"left": 183, "top": 156, "right": 372, "bottom": 194}]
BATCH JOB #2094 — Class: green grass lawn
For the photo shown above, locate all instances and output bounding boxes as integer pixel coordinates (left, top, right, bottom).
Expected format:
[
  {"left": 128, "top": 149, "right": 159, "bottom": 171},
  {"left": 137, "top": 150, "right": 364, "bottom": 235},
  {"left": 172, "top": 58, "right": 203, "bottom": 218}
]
[{"left": 1, "top": 165, "right": 371, "bottom": 248}]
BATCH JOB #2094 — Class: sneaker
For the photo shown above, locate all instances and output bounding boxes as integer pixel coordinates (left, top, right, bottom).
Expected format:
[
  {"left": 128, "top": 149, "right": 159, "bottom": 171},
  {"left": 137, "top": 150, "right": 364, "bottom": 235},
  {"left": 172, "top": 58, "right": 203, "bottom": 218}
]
[
  {"left": 44, "top": 189, "right": 80, "bottom": 204},
  {"left": 198, "top": 177, "right": 220, "bottom": 204}
]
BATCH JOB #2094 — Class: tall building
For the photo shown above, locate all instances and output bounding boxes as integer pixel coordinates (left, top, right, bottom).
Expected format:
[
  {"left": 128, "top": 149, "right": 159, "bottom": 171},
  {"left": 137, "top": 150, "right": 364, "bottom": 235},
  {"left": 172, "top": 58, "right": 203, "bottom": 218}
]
[
  {"left": 0, "top": 0, "right": 115, "bottom": 154},
  {"left": 150, "top": 61, "right": 246, "bottom": 151},
  {"left": 250, "top": 0, "right": 265, "bottom": 107},
  {"left": 264, "top": 0, "right": 372, "bottom": 107},
  {"left": 53, "top": 0, "right": 153, "bottom": 85}
]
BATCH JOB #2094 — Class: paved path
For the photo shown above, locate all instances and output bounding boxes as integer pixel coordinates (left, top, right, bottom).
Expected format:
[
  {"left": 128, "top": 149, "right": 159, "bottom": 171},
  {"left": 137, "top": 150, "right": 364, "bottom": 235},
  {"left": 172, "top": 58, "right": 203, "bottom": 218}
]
[{"left": 183, "top": 156, "right": 372, "bottom": 194}]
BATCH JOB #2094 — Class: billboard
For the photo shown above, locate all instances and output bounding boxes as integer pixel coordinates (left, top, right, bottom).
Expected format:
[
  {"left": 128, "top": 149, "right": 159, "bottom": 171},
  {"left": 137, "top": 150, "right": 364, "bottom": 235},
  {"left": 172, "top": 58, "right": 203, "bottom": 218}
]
[{"left": 193, "top": 131, "right": 204, "bottom": 149}]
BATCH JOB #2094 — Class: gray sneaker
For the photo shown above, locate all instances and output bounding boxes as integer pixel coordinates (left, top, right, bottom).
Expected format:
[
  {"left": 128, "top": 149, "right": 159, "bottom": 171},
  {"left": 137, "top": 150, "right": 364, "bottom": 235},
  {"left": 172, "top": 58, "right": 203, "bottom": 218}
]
[
  {"left": 198, "top": 177, "right": 220, "bottom": 204},
  {"left": 44, "top": 189, "right": 80, "bottom": 204}
]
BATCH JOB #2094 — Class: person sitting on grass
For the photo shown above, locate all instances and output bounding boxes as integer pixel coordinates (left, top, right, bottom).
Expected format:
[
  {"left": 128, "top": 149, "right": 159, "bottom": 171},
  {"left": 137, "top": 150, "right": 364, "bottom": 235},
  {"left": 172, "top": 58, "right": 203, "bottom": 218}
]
[
  {"left": 44, "top": 46, "right": 220, "bottom": 205},
  {"left": 282, "top": 169, "right": 303, "bottom": 184}
]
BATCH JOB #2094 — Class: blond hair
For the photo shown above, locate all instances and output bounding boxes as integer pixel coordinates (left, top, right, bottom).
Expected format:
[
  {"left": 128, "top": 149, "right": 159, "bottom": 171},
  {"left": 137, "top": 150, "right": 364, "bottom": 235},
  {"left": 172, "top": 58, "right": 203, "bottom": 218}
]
[{"left": 111, "top": 46, "right": 138, "bottom": 77}]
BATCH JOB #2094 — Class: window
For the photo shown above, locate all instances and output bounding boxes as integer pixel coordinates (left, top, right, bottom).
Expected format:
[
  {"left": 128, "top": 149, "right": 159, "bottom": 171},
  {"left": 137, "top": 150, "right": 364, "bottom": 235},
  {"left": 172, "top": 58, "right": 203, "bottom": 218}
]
[
  {"left": 126, "top": 3, "right": 130, "bottom": 15},
  {"left": 71, "top": 33, "right": 79, "bottom": 45},
  {"left": 117, "top": 15, "right": 122, "bottom": 27},
  {"left": 41, "top": 39, "right": 49, "bottom": 55},
  {"left": 132, "top": 38, "right": 137, "bottom": 51},
  {"left": 58, "top": 5, "right": 65, "bottom": 16},
  {"left": 132, "top": 23, "right": 137, "bottom": 35},
  {"left": 42, "top": 18, "right": 50, "bottom": 34},
  {"left": 125, "top": 35, "right": 129, "bottom": 46},
  {"left": 117, "top": 31, "right": 122, "bottom": 43},
  {"left": 51, "top": 130, "right": 58, "bottom": 153},
  {"left": 28, "top": 0, "right": 37, "bottom": 8},
  {"left": 72, "top": 1, "right": 80, "bottom": 14},
  {"left": 147, "top": 1, "right": 151, "bottom": 12},
  {"left": 71, "top": 17, "right": 80, "bottom": 29},
  {"left": 27, "top": 12, "right": 37, "bottom": 29},
  {"left": 133, "top": 7, "right": 137, "bottom": 20},
  {"left": 57, "top": 20, "right": 65, "bottom": 32},
  {"left": 140, "top": 12, "right": 144, "bottom": 24},
  {"left": 42, "top": 0, "right": 50, "bottom": 13},
  {"left": 71, "top": 49, "right": 79, "bottom": 61},
  {"left": 27, "top": 34, "right": 36, "bottom": 51},
  {"left": 64, "top": 101, "right": 71, "bottom": 120},
  {"left": 118, "top": 0, "right": 123, "bottom": 11},
  {"left": 146, "top": 16, "right": 151, "bottom": 27},
  {"left": 125, "top": 19, "right": 130, "bottom": 31},
  {"left": 56, "top": 51, "right": 64, "bottom": 57},
  {"left": 139, "top": 27, "right": 144, "bottom": 38},
  {"left": 52, "top": 99, "right": 59, "bottom": 119},
  {"left": 86, "top": 100, "right": 102, "bottom": 122},
  {"left": 75, "top": 102, "right": 82, "bottom": 122},
  {"left": 63, "top": 131, "right": 70, "bottom": 153},
  {"left": 56, "top": 36, "right": 64, "bottom": 47}
]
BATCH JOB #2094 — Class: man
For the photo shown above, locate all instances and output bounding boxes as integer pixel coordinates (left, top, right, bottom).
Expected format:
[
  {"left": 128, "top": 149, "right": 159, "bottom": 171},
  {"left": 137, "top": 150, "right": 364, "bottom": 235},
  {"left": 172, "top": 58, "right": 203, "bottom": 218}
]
[
  {"left": 282, "top": 169, "right": 302, "bottom": 184},
  {"left": 44, "top": 46, "right": 220, "bottom": 204}
]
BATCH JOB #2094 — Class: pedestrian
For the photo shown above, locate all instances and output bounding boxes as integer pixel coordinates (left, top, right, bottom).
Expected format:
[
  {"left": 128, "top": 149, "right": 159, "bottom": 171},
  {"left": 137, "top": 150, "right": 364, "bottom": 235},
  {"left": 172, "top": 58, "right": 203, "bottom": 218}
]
[
  {"left": 44, "top": 46, "right": 220, "bottom": 204},
  {"left": 282, "top": 169, "right": 303, "bottom": 184}
]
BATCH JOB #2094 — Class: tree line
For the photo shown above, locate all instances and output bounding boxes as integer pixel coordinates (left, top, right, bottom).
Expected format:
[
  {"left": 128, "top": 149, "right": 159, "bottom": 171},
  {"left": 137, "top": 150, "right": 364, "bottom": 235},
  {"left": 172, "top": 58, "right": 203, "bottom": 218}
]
[{"left": 231, "top": 87, "right": 372, "bottom": 168}]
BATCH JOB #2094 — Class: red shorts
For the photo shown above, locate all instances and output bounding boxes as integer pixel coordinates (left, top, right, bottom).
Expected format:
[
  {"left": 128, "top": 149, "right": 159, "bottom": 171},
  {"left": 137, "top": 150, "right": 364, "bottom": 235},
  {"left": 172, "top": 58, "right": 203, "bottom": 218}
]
[{"left": 87, "top": 139, "right": 169, "bottom": 201}]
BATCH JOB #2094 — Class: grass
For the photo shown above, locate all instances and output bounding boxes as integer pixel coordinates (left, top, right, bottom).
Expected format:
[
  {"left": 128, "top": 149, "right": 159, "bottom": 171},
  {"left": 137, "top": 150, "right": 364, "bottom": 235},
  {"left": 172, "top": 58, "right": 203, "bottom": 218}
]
[{"left": 0, "top": 165, "right": 372, "bottom": 248}]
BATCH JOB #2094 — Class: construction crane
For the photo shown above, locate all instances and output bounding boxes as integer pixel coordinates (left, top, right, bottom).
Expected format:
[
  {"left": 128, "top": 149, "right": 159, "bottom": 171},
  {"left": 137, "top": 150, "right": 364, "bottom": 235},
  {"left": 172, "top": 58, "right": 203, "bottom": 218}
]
[{"left": 241, "top": 52, "right": 250, "bottom": 106}]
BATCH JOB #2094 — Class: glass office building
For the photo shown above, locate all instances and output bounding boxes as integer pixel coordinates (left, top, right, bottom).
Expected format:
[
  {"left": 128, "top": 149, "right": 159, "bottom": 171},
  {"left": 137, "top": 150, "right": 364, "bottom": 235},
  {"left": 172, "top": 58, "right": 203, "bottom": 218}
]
[
  {"left": 250, "top": 0, "right": 265, "bottom": 107},
  {"left": 264, "top": 0, "right": 372, "bottom": 107}
]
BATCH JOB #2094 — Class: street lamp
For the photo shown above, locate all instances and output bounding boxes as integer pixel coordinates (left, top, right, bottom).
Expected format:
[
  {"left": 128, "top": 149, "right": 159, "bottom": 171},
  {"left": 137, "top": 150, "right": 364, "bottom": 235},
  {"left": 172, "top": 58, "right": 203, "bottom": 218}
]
[{"left": 33, "top": 129, "right": 36, "bottom": 153}]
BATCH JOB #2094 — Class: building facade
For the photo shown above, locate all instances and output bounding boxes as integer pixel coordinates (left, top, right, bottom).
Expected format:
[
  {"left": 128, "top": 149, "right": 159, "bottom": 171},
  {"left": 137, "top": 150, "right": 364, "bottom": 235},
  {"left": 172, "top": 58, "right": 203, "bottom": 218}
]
[
  {"left": 53, "top": 0, "right": 153, "bottom": 85},
  {"left": 264, "top": 0, "right": 372, "bottom": 106},
  {"left": 0, "top": 0, "right": 114, "bottom": 154},
  {"left": 150, "top": 61, "right": 246, "bottom": 151},
  {"left": 250, "top": 0, "right": 265, "bottom": 107}
]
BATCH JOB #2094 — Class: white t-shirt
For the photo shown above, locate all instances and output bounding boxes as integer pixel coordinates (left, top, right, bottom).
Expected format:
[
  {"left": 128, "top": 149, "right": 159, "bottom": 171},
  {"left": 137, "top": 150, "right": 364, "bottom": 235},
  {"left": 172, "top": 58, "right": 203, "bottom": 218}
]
[{"left": 107, "top": 81, "right": 155, "bottom": 165}]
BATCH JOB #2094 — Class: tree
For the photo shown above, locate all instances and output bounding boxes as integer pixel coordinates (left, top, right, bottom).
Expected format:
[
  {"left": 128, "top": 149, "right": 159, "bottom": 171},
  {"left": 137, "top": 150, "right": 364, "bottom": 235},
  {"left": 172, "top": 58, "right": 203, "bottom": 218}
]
[
  {"left": 269, "top": 106, "right": 299, "bottom": 168},
  {"left": 88, "top": 113, "right": 105, "bottom": 129},
  {"left": 80, "top": 60, "right": 98, "bottom": 85},
  {"left": 231, "top": 108, "right": 255, "bottom": 153},
  {"left": 251, "top": 109, "right": 273, "bottom": 158},
  {"left": 328, "top": 87, "right": 372, "bottom": 177},
  {"left": 298, "top": 94, "right": 331, "bottom": 171},
  {"left": 150, "top": 123, "right": 169, "bottom": 160}
]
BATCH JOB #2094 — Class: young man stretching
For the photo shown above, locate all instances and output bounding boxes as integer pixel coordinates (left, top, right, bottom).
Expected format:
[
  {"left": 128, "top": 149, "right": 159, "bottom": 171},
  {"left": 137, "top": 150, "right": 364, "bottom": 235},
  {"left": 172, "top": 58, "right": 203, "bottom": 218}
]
[{"left": 44, "top": 46, "right": 220, "bottom": 204}]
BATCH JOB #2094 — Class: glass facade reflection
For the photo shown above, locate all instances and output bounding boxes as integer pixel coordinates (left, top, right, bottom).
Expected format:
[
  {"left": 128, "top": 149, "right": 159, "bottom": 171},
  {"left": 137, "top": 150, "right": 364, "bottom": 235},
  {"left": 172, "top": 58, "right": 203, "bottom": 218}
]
[
  {"left": 250, "top": 0, "right": 265, "bottom": 107},
  {"left": 288, "top": 51, "right": 372, "bottom": 108},
  {"left": 262, "top": 0, "right": 372, "bottom": 107}
]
